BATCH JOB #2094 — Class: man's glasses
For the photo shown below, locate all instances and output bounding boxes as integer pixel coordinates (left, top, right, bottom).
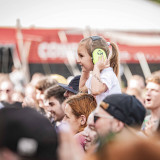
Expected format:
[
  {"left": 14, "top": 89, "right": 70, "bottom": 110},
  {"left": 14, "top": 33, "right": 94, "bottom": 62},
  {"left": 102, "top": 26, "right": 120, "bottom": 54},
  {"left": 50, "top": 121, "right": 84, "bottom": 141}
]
[{"left": 94, "top": 114, "right": 113, "bottom": 123}]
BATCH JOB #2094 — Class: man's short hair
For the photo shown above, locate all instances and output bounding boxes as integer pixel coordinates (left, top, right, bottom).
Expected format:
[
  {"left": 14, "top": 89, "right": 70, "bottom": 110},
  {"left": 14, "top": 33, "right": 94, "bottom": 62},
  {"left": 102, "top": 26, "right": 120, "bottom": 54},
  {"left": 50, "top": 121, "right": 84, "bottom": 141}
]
[
  {"left": 146, "top": 70, "right": 160, "bottom": 85},
  {"left": 44, "top": 85, "right": 66, "bottom": 104},
  {"left": 35, "top": 76, "right": 57, "bottom": 91}
]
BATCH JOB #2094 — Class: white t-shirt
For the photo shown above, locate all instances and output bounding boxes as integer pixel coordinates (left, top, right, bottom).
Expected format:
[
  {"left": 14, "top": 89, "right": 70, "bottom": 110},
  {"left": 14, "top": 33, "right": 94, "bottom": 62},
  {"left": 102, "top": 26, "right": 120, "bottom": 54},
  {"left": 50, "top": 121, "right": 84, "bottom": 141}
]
[{"left": 86, "top": 67, "right": 121, "bottom": 105}]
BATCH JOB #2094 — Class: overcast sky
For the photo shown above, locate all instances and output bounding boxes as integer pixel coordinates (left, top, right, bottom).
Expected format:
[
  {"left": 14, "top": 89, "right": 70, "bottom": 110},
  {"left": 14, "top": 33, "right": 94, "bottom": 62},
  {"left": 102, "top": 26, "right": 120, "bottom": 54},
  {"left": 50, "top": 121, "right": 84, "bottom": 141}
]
[{"left": 0, "top": 0, "right": 160, "bottom": 31}]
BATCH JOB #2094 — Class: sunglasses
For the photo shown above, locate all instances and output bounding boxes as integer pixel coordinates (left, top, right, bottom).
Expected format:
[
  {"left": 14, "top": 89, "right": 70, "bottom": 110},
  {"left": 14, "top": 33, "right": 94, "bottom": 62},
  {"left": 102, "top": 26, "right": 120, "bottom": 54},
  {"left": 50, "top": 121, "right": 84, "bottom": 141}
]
[
  {"left": 90, "top": 36, "right": 101, "bottom": 41},
  {"left": 94, "top": 114, "right": 113, "bottom": 123}
]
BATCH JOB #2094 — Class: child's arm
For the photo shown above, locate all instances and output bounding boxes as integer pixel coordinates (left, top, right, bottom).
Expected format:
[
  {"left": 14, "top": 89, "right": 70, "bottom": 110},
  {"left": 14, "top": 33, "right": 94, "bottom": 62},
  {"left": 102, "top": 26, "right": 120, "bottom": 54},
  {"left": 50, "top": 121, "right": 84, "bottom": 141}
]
[
  {"left": 79, "top": 70, "right": 90, "bottom": 93},
  {"left": 91, "top": 56, "right": 110, "bottom": 96}
]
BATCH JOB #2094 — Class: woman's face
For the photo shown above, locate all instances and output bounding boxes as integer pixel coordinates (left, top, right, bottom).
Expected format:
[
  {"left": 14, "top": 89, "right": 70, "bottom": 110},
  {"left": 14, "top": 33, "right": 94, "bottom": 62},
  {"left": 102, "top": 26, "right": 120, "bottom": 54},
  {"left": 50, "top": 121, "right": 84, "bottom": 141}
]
[{"left": 63, "top": 104, "right": 81, "bottom": 134}]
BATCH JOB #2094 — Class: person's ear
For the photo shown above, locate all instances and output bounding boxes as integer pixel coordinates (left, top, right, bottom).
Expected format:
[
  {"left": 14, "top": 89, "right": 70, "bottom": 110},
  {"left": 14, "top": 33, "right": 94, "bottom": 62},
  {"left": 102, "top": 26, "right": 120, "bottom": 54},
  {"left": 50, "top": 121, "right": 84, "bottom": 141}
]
[
  {"left": 80, "top": 115, "right": 86, "bottom": 126},
  {"left": 112, "top": 119, "right": 124, "bottom": 133}
]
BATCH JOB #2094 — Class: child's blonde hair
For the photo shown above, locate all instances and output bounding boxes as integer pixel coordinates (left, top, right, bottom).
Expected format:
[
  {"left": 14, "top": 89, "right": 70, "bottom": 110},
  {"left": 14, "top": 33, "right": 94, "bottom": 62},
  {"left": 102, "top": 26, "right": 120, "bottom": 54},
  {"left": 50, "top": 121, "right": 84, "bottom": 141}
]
[{"left": 79, "top": 36, "right": 119, "bottom": 77}]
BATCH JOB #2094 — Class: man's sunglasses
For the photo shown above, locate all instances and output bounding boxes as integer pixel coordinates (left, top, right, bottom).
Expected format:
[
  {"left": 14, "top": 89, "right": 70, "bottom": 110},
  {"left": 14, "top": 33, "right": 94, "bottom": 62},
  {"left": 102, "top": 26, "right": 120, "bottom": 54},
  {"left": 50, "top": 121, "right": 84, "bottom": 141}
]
[{"left": 94, "top": 114, "right": 113, "bottom": 123}]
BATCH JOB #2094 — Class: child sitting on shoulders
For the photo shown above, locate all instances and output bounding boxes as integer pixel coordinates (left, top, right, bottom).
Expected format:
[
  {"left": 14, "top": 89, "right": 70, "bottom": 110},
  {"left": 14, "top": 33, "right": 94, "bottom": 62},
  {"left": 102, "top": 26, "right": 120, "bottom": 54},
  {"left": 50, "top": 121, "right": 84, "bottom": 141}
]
[{"left": 77, "top": 36, "right": 121, "bottom": 104}]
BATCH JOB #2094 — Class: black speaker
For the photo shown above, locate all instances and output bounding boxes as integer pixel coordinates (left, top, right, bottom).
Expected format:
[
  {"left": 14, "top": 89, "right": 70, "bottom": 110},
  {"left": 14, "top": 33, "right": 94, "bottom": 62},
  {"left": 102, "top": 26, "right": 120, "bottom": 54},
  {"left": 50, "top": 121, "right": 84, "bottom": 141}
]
[{"left": 0, "top": 47, "right": 13, "bottom": 73}]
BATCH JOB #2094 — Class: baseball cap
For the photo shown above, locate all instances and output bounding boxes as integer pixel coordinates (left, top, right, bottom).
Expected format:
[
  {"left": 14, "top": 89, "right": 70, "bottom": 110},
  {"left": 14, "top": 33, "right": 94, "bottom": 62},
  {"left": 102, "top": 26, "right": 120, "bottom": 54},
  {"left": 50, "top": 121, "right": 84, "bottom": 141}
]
[
  {"left": 58, "top": 75, "right": 80, "bottom": 94},
  {"left": 0, "top": 107, "right": 58, "bottom": 160},
  {"left": 100, "top": 94, "right": 146, "bottom": 126}
]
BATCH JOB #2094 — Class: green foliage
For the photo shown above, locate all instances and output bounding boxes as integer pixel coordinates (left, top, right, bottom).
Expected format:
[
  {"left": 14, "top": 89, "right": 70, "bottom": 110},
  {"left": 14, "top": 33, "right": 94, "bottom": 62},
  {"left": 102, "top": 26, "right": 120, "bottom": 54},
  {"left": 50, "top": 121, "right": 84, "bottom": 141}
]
[{"left": 151, "top": 0, "right": 160, "bottom": 4}]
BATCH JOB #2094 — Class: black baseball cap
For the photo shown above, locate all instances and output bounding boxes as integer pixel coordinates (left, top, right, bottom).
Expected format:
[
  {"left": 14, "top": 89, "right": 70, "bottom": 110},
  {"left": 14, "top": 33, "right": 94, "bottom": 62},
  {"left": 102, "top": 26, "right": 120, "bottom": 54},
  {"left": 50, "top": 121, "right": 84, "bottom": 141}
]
[
  {"left": 100, "top": 94, "right": 146, "bottom": 126},
  {"left": 58, "top": 75, "right": 80, "bottom": 94},
  {"left": 0, "top": 107, "right": 58, "bottom": 160}
]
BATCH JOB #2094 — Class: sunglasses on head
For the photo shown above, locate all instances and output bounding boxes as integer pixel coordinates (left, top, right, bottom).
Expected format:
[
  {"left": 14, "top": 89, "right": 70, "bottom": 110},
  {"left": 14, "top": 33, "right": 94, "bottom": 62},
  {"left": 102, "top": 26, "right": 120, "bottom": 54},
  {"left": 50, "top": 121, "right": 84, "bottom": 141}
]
[
  {"left": 93, "top": 114, "right": 113, "bottom": 123},
  {"left": 90, "top": 36, "right": 101, "bottom": 41}
]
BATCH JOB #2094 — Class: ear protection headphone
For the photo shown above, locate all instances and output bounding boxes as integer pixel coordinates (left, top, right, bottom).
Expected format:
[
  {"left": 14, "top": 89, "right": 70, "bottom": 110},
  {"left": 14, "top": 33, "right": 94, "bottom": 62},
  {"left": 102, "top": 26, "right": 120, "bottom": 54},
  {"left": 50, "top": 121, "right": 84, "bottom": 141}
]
[{"left": 90, "top": 36, "right": 107, "bottom": 64}]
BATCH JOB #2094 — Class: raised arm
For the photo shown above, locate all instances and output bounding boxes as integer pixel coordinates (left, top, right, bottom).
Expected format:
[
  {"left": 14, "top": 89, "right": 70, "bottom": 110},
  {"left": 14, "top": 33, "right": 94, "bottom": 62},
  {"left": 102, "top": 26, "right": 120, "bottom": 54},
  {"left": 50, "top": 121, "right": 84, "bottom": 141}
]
[
  {"left": 79, "top": 70, "right": 90, "bottom": 93},
  {"left": 91, "top": 56, "right": 109, "bottom": 96}
]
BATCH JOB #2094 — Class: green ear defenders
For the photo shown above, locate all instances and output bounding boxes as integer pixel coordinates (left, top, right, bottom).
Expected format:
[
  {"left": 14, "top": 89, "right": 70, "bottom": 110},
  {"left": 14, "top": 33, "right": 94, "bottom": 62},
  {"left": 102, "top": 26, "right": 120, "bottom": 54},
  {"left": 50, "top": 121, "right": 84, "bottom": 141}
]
[{"left": 90, "top": 36, "right": 107, "bottom": 64}]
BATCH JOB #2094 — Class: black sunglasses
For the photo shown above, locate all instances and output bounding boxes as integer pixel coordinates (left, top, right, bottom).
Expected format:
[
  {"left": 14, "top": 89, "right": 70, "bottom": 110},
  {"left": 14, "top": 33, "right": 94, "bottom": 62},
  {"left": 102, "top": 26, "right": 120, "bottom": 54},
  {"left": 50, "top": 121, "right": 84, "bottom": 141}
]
[
  {"left": 94, "top": 115, "right": 100, "bottom": 123},
  {"left": 94, "top": 114, "right": 113, "bottom": 123}
]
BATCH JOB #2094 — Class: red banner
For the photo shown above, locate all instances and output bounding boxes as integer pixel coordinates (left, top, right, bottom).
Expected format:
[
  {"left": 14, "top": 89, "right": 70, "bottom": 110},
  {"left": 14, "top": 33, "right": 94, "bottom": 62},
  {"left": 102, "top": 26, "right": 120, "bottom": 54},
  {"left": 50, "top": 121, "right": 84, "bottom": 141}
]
[{"left": 0, "top": 27, "right": 160, "bottom": 63}]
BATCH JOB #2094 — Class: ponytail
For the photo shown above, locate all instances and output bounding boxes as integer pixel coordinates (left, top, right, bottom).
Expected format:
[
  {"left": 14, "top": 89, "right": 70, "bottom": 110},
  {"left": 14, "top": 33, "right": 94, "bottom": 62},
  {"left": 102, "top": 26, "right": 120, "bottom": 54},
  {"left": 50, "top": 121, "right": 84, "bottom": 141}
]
[{"left": 110, "top": 42, "right": 119, "bottom": 77}]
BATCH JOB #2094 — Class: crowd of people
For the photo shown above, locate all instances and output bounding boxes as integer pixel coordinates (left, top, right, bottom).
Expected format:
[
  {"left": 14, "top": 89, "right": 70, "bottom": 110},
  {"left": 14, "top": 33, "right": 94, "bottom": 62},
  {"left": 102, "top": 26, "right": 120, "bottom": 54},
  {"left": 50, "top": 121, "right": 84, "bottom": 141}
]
[{"left": 0, "top": 36, "right": 160, "bottom": 160}]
